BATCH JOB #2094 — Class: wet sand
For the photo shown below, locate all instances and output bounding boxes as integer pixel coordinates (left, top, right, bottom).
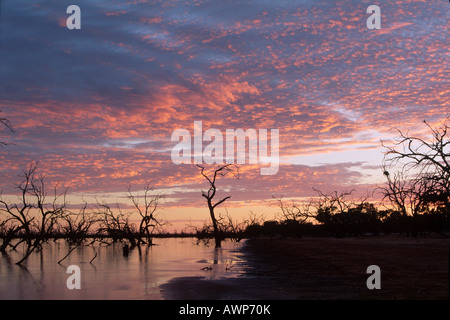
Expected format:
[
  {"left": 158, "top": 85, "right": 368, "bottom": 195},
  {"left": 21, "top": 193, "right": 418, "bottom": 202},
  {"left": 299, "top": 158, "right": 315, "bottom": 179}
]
[{"left": 160, "top": 236, "right": 450, "bottom": 300}]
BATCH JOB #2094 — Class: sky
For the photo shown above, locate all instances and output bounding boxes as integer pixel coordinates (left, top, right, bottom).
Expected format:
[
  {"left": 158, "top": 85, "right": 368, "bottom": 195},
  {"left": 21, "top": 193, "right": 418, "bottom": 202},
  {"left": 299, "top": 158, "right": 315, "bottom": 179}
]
[{"left": 0, "top": 0, "right": 449, "bottom": 231}]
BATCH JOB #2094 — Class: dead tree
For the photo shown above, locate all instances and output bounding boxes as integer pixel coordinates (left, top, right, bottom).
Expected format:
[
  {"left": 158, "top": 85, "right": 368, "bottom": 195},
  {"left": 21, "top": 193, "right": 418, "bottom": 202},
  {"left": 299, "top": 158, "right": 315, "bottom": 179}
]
[
  {"left": 26, "top": 168, "right": 68, "bottom": 238},
  {"left": 382, "top": 117, "right": 449, "bottom": 175},
  {"left": 381, "top": 117, "right": 450, "bottom": 214},
  {"left": 197, "top": 164, "right": 238, "bottom": 248},
  {"left": 96, "top": 200, "right": 137, "bottom": 247},
  {"left": 60, "top": 201, "right": 97, "bottom": 243},
  {"left": 312, "top": 188, "right": 355, "bottom": 221},
  {"left": 218, "top": 209, "right": 247, "bottom": 243},
  {"left": 274, "top": 195, "right": 313, "bottom": 224},
  {"left": 0, "top": 220, "right": 22, "bottom": 253},
  {"left": 126, "top": 183, "right": 165, "bottom": 246},
  {"left": 0, "top": 162, "right": 68, "bottom": 264},
  {"left": 380, "top": 167, "right": 434, "bottom": 216},
  {"left": 57, "top": 203, "right": 98, "bottom": 264}
]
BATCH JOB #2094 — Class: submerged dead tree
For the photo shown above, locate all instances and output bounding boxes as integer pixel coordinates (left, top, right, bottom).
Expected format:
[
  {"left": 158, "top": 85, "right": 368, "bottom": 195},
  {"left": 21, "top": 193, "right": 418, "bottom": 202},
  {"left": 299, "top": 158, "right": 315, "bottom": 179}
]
[
  {"left": 197, "top": 164, "right": 238, "bottom": 248},
  {"left": 96, "top": 200, "right": 137, "bottom": 247},
  {"left": 95, "top": 184, "right": 166, "bottom": 248},
  {"left": 0, "top": 162, "right": 68, "bottom": 264},
  {"left": 126, "top": 183, "right": 165, "bottom": 246},
  {"left": 56, "top": 202, "right": 98, "bottom": 264}
]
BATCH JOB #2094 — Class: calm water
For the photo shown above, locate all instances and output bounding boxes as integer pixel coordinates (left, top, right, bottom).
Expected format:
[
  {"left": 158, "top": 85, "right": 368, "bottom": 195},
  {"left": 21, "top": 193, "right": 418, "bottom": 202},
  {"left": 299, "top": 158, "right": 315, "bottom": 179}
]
[{"left": 0, "top": 238, "right": 247, "bottom": 299}]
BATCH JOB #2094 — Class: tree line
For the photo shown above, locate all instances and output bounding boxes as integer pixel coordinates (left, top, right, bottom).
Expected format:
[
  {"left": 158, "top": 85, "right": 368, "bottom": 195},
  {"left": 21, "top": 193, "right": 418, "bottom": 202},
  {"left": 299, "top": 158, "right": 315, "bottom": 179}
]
[
  {"left": 192, "top": 117, "right": 450, "bottom": 246},
  {"left": 0, "top": 161, "right": 166, "bottom": 264},
  {"left": 1, "top": 112, "right": 449, "bottom": 263}
]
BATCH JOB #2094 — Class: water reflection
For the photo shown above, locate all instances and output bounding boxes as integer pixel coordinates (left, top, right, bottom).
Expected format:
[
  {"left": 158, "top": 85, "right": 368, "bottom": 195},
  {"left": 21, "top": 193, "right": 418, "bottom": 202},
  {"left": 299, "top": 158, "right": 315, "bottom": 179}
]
[{"left": 0, "top": 238, "right": 246, "bottom": 300}]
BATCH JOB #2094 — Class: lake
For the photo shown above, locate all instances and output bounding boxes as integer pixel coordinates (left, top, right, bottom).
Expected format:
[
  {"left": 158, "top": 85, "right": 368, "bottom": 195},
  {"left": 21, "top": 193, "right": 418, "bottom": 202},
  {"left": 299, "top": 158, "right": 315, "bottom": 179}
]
[{"left": 0, "top": 238, "right": 247, "bottom": 300}]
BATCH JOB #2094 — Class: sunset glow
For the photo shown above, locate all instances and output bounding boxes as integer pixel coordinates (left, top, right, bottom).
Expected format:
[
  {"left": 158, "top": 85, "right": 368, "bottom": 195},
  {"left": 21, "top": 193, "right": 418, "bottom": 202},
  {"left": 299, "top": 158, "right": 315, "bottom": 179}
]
[{"left": 1, "top": 0, "right": 448, "bottom": 231}]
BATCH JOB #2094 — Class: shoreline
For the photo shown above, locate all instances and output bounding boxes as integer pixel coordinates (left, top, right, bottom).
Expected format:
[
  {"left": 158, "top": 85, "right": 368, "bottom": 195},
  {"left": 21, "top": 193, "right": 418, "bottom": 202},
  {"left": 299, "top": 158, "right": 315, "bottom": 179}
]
[{"left": 160, "top": 235, "right": 450, "bottom": 300}]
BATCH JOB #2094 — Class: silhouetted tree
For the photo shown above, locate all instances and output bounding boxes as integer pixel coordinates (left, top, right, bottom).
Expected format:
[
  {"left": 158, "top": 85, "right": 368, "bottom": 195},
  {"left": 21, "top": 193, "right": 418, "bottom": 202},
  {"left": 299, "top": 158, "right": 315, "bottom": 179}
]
[
  {"left": 0, "top": 217, "right": 22, "bottom": 253},
  {"left": 220, "top": 209, "right": 248, "bottom": 242},
  {"left": 274, "top": 195, "right": 313, "bottom": 223},
  {"left": 126, "top": 183, "right": 165, "bottom": 246},
  {"left": 313, "top": 189, "right": 355, "bottom": 224},
  {"left": 272, "top": 196, "right": 315, "bottom": 237},
  {"left": 0, "top": 162, "right": 68, "bottom": 264},
  {"left": 55, "top": 202, "right": 98, "bottom": 263},
  {"left": 380, "top": 167, "right": 434, "bottom": 217},
  {"left": 381, "top": 117, "right": 450, "bottom": 216},
  {"left": 311, "top": 189, "right": 382, "bottom": 236},
  {"left": 60, "top": 201, "right": 97, "bottom": 244},
  {"left": 197, "top": 164, "right": 238, "bottom": 248},
  {"left": 96, "top": 200, "right": 137, "bottom": 247}
]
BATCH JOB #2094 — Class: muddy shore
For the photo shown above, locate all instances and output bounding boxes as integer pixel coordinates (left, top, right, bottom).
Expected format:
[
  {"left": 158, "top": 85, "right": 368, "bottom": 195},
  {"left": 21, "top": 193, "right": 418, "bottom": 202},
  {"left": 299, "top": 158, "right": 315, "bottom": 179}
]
[{"left": 160, "top": 236, "right": 449, "bottom": 300}]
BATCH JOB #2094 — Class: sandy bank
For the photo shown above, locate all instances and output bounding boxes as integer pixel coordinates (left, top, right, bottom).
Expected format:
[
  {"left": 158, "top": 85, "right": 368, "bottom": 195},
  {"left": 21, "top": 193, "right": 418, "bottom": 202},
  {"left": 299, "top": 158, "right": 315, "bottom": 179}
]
[{"left": 160, "top": 236, "right": 449, "bottom": 300}]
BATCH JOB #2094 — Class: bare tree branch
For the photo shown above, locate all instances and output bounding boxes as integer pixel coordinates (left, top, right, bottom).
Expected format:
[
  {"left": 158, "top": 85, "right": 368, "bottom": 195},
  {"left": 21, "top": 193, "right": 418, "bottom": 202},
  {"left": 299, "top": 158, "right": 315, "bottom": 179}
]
[
  {"left": 0, "top": 108, "right": 14, "bottom": 146},
  {"left": 126, "top": 183, "right": 165, "bottom": 246},
  {"left": 381, "top": 116, "right": 450, "bottom": 216}
]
